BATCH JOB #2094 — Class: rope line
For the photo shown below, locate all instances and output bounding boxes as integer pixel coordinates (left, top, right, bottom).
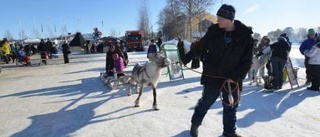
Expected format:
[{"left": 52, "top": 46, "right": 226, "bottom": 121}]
[{"left": 183, "top": 65, "right": 240, "bottom": 107}]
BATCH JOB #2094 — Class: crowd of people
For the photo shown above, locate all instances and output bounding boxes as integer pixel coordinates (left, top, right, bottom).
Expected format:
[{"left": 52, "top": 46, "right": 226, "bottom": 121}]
[
  {"left": 0, "top": 38, "right": 63, "bottom": 65},
  {"left": 0, "top": 38, "right": 35, "bottom": 65},
  {"left": 251, "top": 28, "right": 320, "bottom": 92}
]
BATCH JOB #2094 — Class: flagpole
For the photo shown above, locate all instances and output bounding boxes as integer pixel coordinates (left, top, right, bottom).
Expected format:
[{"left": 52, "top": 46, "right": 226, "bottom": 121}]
[
  {"left": 19, "top": 17, "right": 22, "bottom": 39},
  {"left": 101, "top": 19, "right": 104, "bottom": 37}
]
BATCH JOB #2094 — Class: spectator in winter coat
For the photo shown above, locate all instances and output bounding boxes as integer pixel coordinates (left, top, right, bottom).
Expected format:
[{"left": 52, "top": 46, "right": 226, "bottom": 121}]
[
  {"left": 38, "top": 39, "right": 48, "bottom": 64},
  {"left": 113, "top": 52, "right": 125, "bottom": 77},
  {"left": 46, "top": 39, "right": 53, "bottom": 59},
  {"left": 299, "top": 28, "right": 317, "bottom": 84},
  {"left": 262, "top": 33, "right": 291, "bottom": 90},
  {"left": 257, "top": 36, "right": 271, "bottom": 52},
  {"left": 303, "top": 42, "right": 320, "bottom": 91},
  {"left": 61, "top": 40, "right": 70, "bottom": 63},
  {"left": 114, "top": 42, "right": 125, "bottom": 60},
  {"left": 157, "top": 36, "right": 162, "bottom": 49},
  {"left": 106, "top": 43, "right": 115, "bottom": 76},
  {"left": 181, "top": 4, "right": 253, "bottom": 137},
  {"left": 119, "top": 41, "right": 129, "bottom": 67},
  {"left": 1, "top": 38, "right": 11, "bottom": 64},
  {"left": 10, "top": 43, "right": 17, "bottom": 63},
  {"left": 115, "top": 40, "right": 128, "bottom": 67},
  {"left": 147, "top": 39, "right": 157, "bottom": 59},
  {"left": 257, "top": 36, "right": 272, "bottom": 75},
  {"left": 177, "top": 37, "right": 185, "bottom": 59}
]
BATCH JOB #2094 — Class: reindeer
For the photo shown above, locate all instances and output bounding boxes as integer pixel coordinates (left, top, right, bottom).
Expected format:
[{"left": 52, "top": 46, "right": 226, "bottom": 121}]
[
  {"left": 129, "top": 53, "right": 171, "bottom": 110},
  {"left": 248, "top": 53, "right": 270, "bottom": 85}
]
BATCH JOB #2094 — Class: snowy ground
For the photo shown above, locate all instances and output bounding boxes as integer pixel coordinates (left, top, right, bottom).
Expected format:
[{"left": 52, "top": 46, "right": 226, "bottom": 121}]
[{"left": 0, "top": 46, "right": 319, "bottom": 137}]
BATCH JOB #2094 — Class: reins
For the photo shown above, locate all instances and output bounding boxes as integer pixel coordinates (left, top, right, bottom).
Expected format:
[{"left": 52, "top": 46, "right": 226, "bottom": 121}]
[{"left": 184, "top": 65, "right": 240, "bottom": 107}]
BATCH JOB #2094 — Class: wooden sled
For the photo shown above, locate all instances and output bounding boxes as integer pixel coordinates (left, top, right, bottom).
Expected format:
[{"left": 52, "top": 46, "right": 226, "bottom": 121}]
[{"left": 100, "top": 69, "right": 137, "bottom": 95}]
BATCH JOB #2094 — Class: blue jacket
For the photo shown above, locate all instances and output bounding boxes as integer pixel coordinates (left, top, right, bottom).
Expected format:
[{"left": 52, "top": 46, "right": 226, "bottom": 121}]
[{"left": 300, "top": 34, "right": 317, "bottom": 55}]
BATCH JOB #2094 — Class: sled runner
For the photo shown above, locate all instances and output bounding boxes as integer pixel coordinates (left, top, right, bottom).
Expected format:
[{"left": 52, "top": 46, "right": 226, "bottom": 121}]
[
  {"left": 285, "top": 57, "right": 299, "bottom": 90},
  {"left": 99, "top": 69, "right": 132, "bottom": 91}
]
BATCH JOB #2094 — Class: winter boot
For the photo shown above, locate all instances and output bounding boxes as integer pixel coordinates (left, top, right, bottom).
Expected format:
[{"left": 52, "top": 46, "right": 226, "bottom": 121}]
[
  {"left": 190, "top": 124, "right": 199, "bottom": 137},
  {"left": 222, "top": 131, "right": 242, "bottom": 137}
]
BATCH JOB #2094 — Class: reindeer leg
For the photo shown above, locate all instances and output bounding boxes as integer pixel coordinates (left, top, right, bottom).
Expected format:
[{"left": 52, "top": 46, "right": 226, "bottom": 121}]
[
  {"left": 151, "top": 84, "right": 159, "bottom": 111},
  {"left": 134, "top": 85, "right": 143, "bottom": 107},
  {"left": 127, "top": 77, "right": 134, "bottom": 96},
  {"left": 135, "top": 84, "right": 139, "bottom": 94},
  {"left": 127, "top": 81, "right": 132, "bottom": 96},
  {"left": 127, "top": 77, "right": 133, "bottom": 96},
  {"left": 248, "top": 70, "right": 253, "bottom": 85}
]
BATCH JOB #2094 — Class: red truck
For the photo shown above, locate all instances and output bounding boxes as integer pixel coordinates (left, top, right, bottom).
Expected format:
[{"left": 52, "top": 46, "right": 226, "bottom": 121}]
[{"left": 125, "top": 30, "right": 144, "bottom": 51}]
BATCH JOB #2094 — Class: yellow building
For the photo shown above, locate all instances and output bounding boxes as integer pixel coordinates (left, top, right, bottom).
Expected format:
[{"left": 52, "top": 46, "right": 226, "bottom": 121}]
[{"left": 188, "top": 12, "right": 217, "bottom": 40}]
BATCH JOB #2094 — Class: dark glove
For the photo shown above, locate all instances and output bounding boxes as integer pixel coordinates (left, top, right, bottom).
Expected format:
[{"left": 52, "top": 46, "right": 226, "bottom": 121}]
[{"left": 181, "top": 57, "right": 191, "bottom": 66}]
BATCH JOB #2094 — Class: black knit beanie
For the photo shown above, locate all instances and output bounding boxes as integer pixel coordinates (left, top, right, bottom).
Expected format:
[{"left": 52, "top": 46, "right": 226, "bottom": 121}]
[{"left": 216, "top": 4, "right": 236, "bottom": 20}]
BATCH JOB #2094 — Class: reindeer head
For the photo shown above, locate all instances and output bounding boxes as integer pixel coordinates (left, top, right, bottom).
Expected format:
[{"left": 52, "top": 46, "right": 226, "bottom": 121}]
[{"left": 149, "top": 52, "right": 171, "bottom": 68}]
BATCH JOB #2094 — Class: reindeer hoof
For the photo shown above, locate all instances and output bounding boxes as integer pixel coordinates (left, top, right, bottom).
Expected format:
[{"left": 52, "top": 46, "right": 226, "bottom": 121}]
[
  {"left": 134, "top": 100, "right": 139, "bottom": 107},
  {"left": 153, "top": 105, "right": 159, "bottom": 111}
]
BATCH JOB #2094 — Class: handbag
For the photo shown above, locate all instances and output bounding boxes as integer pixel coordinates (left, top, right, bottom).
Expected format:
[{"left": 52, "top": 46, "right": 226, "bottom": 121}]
[{"left": 68, "top": 50, "right": 71, "bottom": 54}]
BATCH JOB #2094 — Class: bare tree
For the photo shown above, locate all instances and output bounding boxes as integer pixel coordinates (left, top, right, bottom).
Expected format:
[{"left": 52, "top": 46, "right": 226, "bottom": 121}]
[
  {"left": 109, "top": 28, "right": 118, "bottom": 37},
  {"left": 178, "top": 0, "right": 215, "bottom": 40},
  {"left": 158, "top": 0, "right": 186, "bottom": 40},
  {"left": 19, "top": 29, "right": 28, "bottom": 40},
  {"left": 4, "top": 30, "right": 13, "bottom": 41},
  {"left": 253, "top": 33, "right": 261, "bottom": 40},
  {"left": 137, "top": 0, "right": 151, "bottom": 41},
  {"left": 46, "top": 26, "right": 55, "bottom": 39},
  {"left": 296, "top": 28, "right": 308, "bottom": 42},
  {"left": 61, "top": 25, "right": 68, "bottom": 37},
  {"left": 33, "top": 28, "right": 41, "bottom": 38},
  {"left": 283, "top": 27, "right": 294, "bottom": 40}
]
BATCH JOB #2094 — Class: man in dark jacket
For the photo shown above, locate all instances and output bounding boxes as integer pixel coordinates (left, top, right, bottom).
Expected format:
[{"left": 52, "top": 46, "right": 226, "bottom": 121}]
[
  {"left": 61, "top": 40, "right": 70, "bottom": 63},
  {"left": 181, "top": 4, "right": 253, "bottom": 137},
  {"left": 38, "top": 39, "right": 48, "bottom": 64},
  {"left": 262, "top": 33, "right": 291, "bottom": 90},
  {"left": 46, "top": 38, "right": 53, "bottom": 59},
  {"left": 147, "top": 39, "right": 157, "bottom": 59}
]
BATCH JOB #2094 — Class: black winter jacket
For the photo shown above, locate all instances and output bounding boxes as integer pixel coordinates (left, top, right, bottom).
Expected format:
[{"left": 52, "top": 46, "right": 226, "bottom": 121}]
[
  {"left": 184, "top": 20, "right": 254, "bottom": 90},
  {"left": 269, "top": 37, "right": 291, "bottom": 60},
  {"left": 106, "top": 51, "right": 114, "bottom": 72}
]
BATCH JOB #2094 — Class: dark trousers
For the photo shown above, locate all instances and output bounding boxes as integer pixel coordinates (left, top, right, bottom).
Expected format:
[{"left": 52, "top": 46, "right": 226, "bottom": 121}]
[
  {"left": 309, "top": 65, "right": 320, "bottom": 89},
  {"left": 270, "top": 57, "right": 286, "bottom": 89},
  {"left": 63, "top": 53, "right": 69, "bottom": 63},
  {"left": 3, "top": 54, "right": 10, "bottom": 64},
  {"left": 304, "top": 57, "right": 312, "bottom": 81},
  {"left": 191, "top": 85, "right": 239, "bottom": 133}
]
